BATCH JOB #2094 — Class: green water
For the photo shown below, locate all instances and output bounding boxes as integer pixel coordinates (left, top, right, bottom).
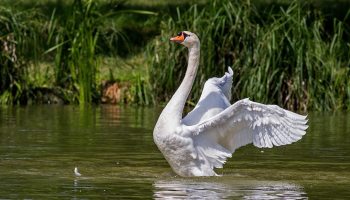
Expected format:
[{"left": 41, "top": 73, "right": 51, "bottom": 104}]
[{"left": 0, "top": 106, "right": 349, "bottom": 199}]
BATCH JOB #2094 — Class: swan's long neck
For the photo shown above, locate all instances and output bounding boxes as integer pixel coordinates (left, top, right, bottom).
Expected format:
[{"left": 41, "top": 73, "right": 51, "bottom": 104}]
[{"left": 159, "top": 43, "right": 200, "bottom": 128}]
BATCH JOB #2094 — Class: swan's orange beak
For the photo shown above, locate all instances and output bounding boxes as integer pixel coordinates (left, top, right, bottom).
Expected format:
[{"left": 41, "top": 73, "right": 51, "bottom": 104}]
[{"left": 170, "top": 34, "right": 185, "bottom": 43}]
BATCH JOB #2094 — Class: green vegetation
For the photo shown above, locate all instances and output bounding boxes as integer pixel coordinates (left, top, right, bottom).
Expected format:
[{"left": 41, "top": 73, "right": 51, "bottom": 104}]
[
  {"left": 0, "top": 0, "right": 349, "bottom": 111},
  {"left": 0, "top": 0, "right": 157, "bottom": 105},
  {"left": 149, "top": 0, "right": 350, "bottom": 111},
  {"left": 47, "top": 0, "right": 100, "bottom": 104},
  {"left": 0, "top": 6, "right": 43, "bottom": 104}
]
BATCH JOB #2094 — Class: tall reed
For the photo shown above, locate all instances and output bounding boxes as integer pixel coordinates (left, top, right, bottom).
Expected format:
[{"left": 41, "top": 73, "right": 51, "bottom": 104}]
[
  {"left": 47, "top": 0, "right": 100, "bottom": 104},
  {"left": 148, "top": 0, "right": 350, "bottom": 111},
  {"left": 46, "top": 0, "right": 157, "bottom": 105}
]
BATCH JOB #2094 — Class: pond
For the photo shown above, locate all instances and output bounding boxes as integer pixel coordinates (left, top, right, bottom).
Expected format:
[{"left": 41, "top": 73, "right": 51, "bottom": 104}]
[{"left": 0, "top": 105, "right": 349, "bottom": 199}]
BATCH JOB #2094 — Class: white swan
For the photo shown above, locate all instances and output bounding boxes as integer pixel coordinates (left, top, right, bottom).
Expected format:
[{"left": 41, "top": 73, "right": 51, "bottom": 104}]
[{"left": 153, "top": 31, "right": 308, "bottom": 177}]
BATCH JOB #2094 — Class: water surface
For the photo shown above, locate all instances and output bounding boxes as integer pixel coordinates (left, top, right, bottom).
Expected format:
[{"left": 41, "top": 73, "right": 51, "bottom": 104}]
[{"left": 0, "top": 106, "right": 349, "bottom": 199}]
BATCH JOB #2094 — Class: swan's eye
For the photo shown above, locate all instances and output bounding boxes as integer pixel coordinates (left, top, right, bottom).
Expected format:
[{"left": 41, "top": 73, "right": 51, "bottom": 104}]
[{"left": 183, "top": 32, "right": 189, "bottom": 38}]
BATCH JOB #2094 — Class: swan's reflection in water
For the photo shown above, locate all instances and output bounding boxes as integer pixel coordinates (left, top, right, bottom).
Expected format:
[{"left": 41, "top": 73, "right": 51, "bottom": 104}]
[{"left": 153, "top": 178, "right": 307, "bottom": 199}]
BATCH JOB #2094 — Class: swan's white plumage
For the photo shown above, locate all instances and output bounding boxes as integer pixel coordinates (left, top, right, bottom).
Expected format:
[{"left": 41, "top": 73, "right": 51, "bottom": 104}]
[
  {"left": 192, "top": 98, "right": 307, "bottom": 150},
  {"left": 182, "top": 66, "right": 233, "bottom": 125},
  {"left": 153, "top": 31, "right": 308, "bottom": 177}
]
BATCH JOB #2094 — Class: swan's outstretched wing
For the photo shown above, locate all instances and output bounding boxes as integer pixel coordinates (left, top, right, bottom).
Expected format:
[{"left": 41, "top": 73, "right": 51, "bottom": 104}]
[
  {"left": 184, "top": 98, "right": 308, "bottom": 172},
  {"left": 190, "top": 98, "right": 308, "bottom": 153},
  {"left": 182, "top": 67, "right": 233, "bottom": 125}
]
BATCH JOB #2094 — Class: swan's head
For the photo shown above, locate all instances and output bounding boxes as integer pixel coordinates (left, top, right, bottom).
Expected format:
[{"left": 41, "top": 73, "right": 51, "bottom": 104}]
[{"left": 170, "top": 31, "right": 199, "bottom": 48}]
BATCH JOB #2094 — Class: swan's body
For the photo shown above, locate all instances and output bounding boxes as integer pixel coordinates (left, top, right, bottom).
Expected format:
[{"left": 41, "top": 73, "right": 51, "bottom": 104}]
[{"left": 153, "top": 31, "right": 308, "bottom": 177}]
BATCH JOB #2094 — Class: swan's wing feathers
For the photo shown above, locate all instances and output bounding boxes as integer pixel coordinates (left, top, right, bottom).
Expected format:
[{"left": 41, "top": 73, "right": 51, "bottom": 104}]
[
  {"left": 182, "top": 67, "right": 233, "bottom": 125},
  {"left": 221, "top": 67, "right": 233, "bottom": 100},
  {"left": 194, "top": 137, "right": 232, "bottom": 169},
  {"left": 228, "top": 66, "right": 233, "bottom": 75},
  {"left": 192, "top": 98, "right": 308, "bottom": 152}
]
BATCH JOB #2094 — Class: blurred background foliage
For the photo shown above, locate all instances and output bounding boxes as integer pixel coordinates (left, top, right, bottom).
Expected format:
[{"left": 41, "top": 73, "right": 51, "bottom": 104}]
[{"left": 0, "top": 0, "right": 349, "bottom": 111}]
